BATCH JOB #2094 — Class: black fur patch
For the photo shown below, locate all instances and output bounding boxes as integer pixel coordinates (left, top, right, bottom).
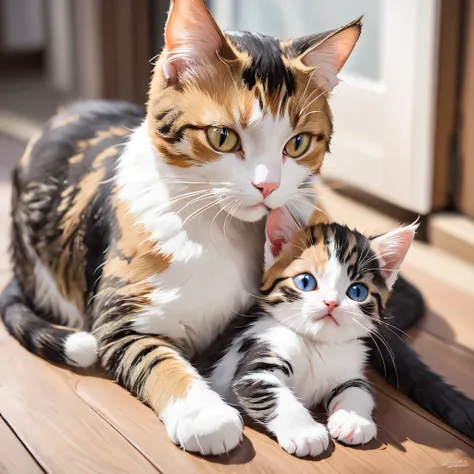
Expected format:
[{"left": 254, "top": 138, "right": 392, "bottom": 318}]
[
  {"left": 281, "top": 286, "right": 301, "bottom": 303},
  {"left": 260, "top": 277, "right": 287, "bottom": 296},
  {"left": 227, "top": 32, "right": 295, "bottom": 97},
  {"left": 324, "top": 378, "right": 372, "bottom": 411}
]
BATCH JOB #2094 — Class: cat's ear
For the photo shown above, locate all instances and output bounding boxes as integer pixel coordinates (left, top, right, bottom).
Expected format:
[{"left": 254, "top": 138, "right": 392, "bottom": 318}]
[
  {"left": 371, "top": 221, "right": 419, "bottom": 290},
  {"left": 296, "top": 18, "right": 362, "bottom": 91},
  {"left": 264, "top": 207, "right": 302, "bottom": 270},
  {"left": 163, "top": 0, "right": 231, "bottom": 81}
]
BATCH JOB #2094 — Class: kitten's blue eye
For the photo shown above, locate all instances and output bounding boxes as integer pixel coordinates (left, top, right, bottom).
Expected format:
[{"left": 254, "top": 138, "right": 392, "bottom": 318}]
[
  {"left": 347, "top": 283, "right": 369, "bottom": 302},
  {"left": 293, "top": 273, "right": 317, "bottom": 292}
]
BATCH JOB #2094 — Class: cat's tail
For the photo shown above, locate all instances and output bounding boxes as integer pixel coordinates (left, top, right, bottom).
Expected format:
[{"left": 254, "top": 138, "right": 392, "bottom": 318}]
[
  {"left": 368, "top": 324, "right": 474, "bottom": 440},
  {"left": 0, "top": 278, "right": 97, "bottom": 368}
]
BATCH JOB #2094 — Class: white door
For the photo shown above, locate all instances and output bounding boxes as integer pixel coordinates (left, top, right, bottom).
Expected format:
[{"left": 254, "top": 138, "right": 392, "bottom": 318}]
[{"left": 210, "top": 0, "right": 441, "bottom": 214}]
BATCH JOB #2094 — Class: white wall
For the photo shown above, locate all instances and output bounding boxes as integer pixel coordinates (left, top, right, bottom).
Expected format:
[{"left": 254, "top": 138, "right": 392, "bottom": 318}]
[
  {"left": 0, "top": 0, "right": 46, "bottom": 51},
  {"left": 45, "top": 0, "right": 76, "bottom": 95}
]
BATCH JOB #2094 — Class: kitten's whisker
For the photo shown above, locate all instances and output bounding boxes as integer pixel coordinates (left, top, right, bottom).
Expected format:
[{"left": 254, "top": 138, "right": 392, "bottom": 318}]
[
  {"left": 290, "top": 197, "right": 328, "bottom": 217},
  {"left": 350, "top": 318, "right": 388, "bottom": 379},
  {"left": 231, "top": 310, "right": 266, "bottom": 319},
  {"left": 277, "top": 311, "right": 307, "bottom": 327},
  {"left": 373, "top": 330, "right": 399, "bottom": 390},
  {"left": 342, "top": 308, "right": 409, "bottom": 342}
]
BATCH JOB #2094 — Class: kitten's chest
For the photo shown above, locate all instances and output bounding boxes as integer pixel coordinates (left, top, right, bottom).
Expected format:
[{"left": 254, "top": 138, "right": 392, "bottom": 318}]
[{"left": 292, "top": 340, "right": 367, "bottom": 408}]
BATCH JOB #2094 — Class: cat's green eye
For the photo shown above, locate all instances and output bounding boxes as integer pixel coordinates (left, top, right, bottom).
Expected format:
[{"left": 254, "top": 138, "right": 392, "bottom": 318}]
[
  {"left": 284, "top": 133, "right": 312, "bottom": 158},
  {"left": 206, "top": 127, "right": 240, "bottom": 153}
]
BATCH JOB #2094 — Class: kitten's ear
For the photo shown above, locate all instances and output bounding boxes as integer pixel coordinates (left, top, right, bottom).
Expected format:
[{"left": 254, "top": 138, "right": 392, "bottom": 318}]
[
  {"left": 163, "top": 0, "right": 231, "bottom": 81},
  {"left": 371, "top": 221, "right": 419, "bottom": 290},
  {"left": 264, "top": 207, "right": 302, "bottom": 270},
  {"left": 296, "top": 18, "right": 362, "bottom": 91}
]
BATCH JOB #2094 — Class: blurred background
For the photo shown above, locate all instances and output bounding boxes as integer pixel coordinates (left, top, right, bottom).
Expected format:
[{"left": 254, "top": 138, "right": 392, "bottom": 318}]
[{"left": 0, "top": 0, "right": 472, "bottom": 263}]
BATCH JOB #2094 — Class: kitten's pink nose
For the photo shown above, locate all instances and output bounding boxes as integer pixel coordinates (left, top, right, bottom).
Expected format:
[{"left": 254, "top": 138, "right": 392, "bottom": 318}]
[
  {"left": 253, "top": 181, "right": 280, "bottom": 199},
  {"left": 324, "top": 300, "right": 339, "bottom": 312}
]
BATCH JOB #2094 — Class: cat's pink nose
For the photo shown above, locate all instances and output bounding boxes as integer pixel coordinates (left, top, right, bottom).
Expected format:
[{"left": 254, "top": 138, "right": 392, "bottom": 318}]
[
  {"left": 324, "top": 300, "right": 339, "bottom": 312},
  {"left": 253, "top": 181, "right": 280, "bottom": 199}
]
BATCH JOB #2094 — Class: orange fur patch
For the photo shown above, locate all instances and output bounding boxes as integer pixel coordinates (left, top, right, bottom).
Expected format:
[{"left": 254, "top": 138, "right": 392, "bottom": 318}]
[
  {"left": 55, "top": 146, "right": 121, "bottom": 310},
  {"left": 103, "top": 192, "right": 172, "bottom": 283},
  {"left": 76, "top": 127, "right": 129, "bottom": 151},
  {"left": 50, "top": 114, "right": 79, "bottom": 130},
  {"left": 140, "top": 345, "right": 196, "bottom": 413}
]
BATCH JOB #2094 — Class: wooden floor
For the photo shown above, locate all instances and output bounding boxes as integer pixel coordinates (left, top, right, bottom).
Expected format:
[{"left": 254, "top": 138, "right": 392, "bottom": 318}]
[{"left": 1, "top": 135, "right": 474, "bottom": 473}]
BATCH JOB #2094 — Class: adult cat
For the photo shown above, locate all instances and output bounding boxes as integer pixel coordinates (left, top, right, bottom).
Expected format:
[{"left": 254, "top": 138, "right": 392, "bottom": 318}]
[{"left": 1, "top": 0, "right": 472, "bottom": 456}]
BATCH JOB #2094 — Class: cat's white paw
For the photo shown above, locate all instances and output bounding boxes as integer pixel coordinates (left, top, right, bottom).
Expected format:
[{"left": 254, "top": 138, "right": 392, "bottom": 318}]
[
  {"left": 327, "top": 409, "right": 376, "bottom": 445},
  {"left": 162, "top": 389, "right": 243, "bottom": 456},
  {"left": 276, "top": 421, "right": 329, "bottom": 457}
]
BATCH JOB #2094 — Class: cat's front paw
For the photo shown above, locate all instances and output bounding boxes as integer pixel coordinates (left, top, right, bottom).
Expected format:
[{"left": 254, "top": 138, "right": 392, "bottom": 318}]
[
  {"left": 162, "top": 389, "right": 243, "bottom": 456},
  {"left": 327, "top": 409, "right": 376, "bottom": 445},
  {"left": 276, "top": 422, "right": 329, "bottom": 457}
]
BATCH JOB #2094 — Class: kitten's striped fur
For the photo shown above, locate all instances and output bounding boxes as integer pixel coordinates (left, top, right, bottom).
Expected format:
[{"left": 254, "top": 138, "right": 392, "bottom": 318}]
[{"left": 204, "top": 213, "right": 413, "bottom": 456}]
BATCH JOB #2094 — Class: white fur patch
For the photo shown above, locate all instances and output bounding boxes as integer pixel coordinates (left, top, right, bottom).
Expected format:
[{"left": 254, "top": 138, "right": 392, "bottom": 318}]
[
  {"left": 257, "top": 373, "right": 329, "bottom": 457},
  {"left": 161, "top": 380, "right": 243, "bottom": 455},
  {"left": 64, "top": 332, "right": 98, "bottom": 368},
  {"left": 117, "top": 123, "right": 265, "bottom": 353},
  {"left": 327, "top": 409, "right": 376, "bottom": 445}
]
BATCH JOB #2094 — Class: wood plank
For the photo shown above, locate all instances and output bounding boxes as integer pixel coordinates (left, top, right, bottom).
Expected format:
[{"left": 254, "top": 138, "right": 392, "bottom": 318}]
[
  {"left": 430, "top": 213, "right": 474, "bottom": 264},
  {"left": 0, "top": 416, "right": 43, "bottom": 474},
  {"left": 368, "top": 325, "right": 474, "bottom": 448},
  {"left": 372, "top": 383, "right": 474, "bottom": 466},
  {"left": 76, "top": 372, "right": 474, "bottom": 474},
  {"left": 0, "top": 324, "right": 159, "bottom": 474},
  {"left": 404, "top": 263, "right": 474, "bottom": 352},
  {"left": 372, "top": 372, "right": 474, "bottom": 450},
  {"left": 410, "top": 330, "right": 474, "bottom": 400}
]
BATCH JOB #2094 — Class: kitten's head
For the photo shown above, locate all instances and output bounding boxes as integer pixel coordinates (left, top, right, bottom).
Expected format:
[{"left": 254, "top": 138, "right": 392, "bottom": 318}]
[
  {"left": 260, "top": 208, "right": 418, "bottom": 343},
  {"left": 147, "top": 0, "right": 361, "bottom": 222}
]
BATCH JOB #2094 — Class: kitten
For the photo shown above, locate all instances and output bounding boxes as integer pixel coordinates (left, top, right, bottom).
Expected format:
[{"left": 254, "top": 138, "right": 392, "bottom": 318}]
[{"left": 206, "top": 208, "right": 417, "bottom": 457}]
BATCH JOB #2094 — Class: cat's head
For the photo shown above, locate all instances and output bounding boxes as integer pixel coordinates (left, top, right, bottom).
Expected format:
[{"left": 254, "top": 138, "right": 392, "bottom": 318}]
[
  {"left": 147, "top": 0, "right": 361, "bottom": 222},
  {"left": 260, "top": 208, "right": 418, "bottom": 343}
]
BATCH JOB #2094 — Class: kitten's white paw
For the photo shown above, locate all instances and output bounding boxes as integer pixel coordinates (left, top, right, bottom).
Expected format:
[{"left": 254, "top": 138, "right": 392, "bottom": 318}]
[
  {"left": 162, "top": 389, "right": 243, "bottom": 456},
  {"left": 328, "top": 409, "right": 376, "bottom": 445},
  {"left": 276, "top": 421, "right": 329, "bottom": 457}
]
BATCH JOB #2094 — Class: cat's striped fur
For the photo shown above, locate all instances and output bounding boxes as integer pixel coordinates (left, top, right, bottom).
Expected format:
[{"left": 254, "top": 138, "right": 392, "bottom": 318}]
[{"left": 0, "top": 0, "right": 365, "bottom": 455}]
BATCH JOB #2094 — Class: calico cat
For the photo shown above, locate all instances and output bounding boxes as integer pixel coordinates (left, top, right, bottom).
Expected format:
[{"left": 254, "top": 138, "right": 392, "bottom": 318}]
[
  {"left": 1, "top": 0, "right": 473, "bottom": 457},
  {"left": 0, "top": 0, "right": 362, "bottom": 456},
  {"left": 205, "top": 208, "right": 417, "bottom": 457}
]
